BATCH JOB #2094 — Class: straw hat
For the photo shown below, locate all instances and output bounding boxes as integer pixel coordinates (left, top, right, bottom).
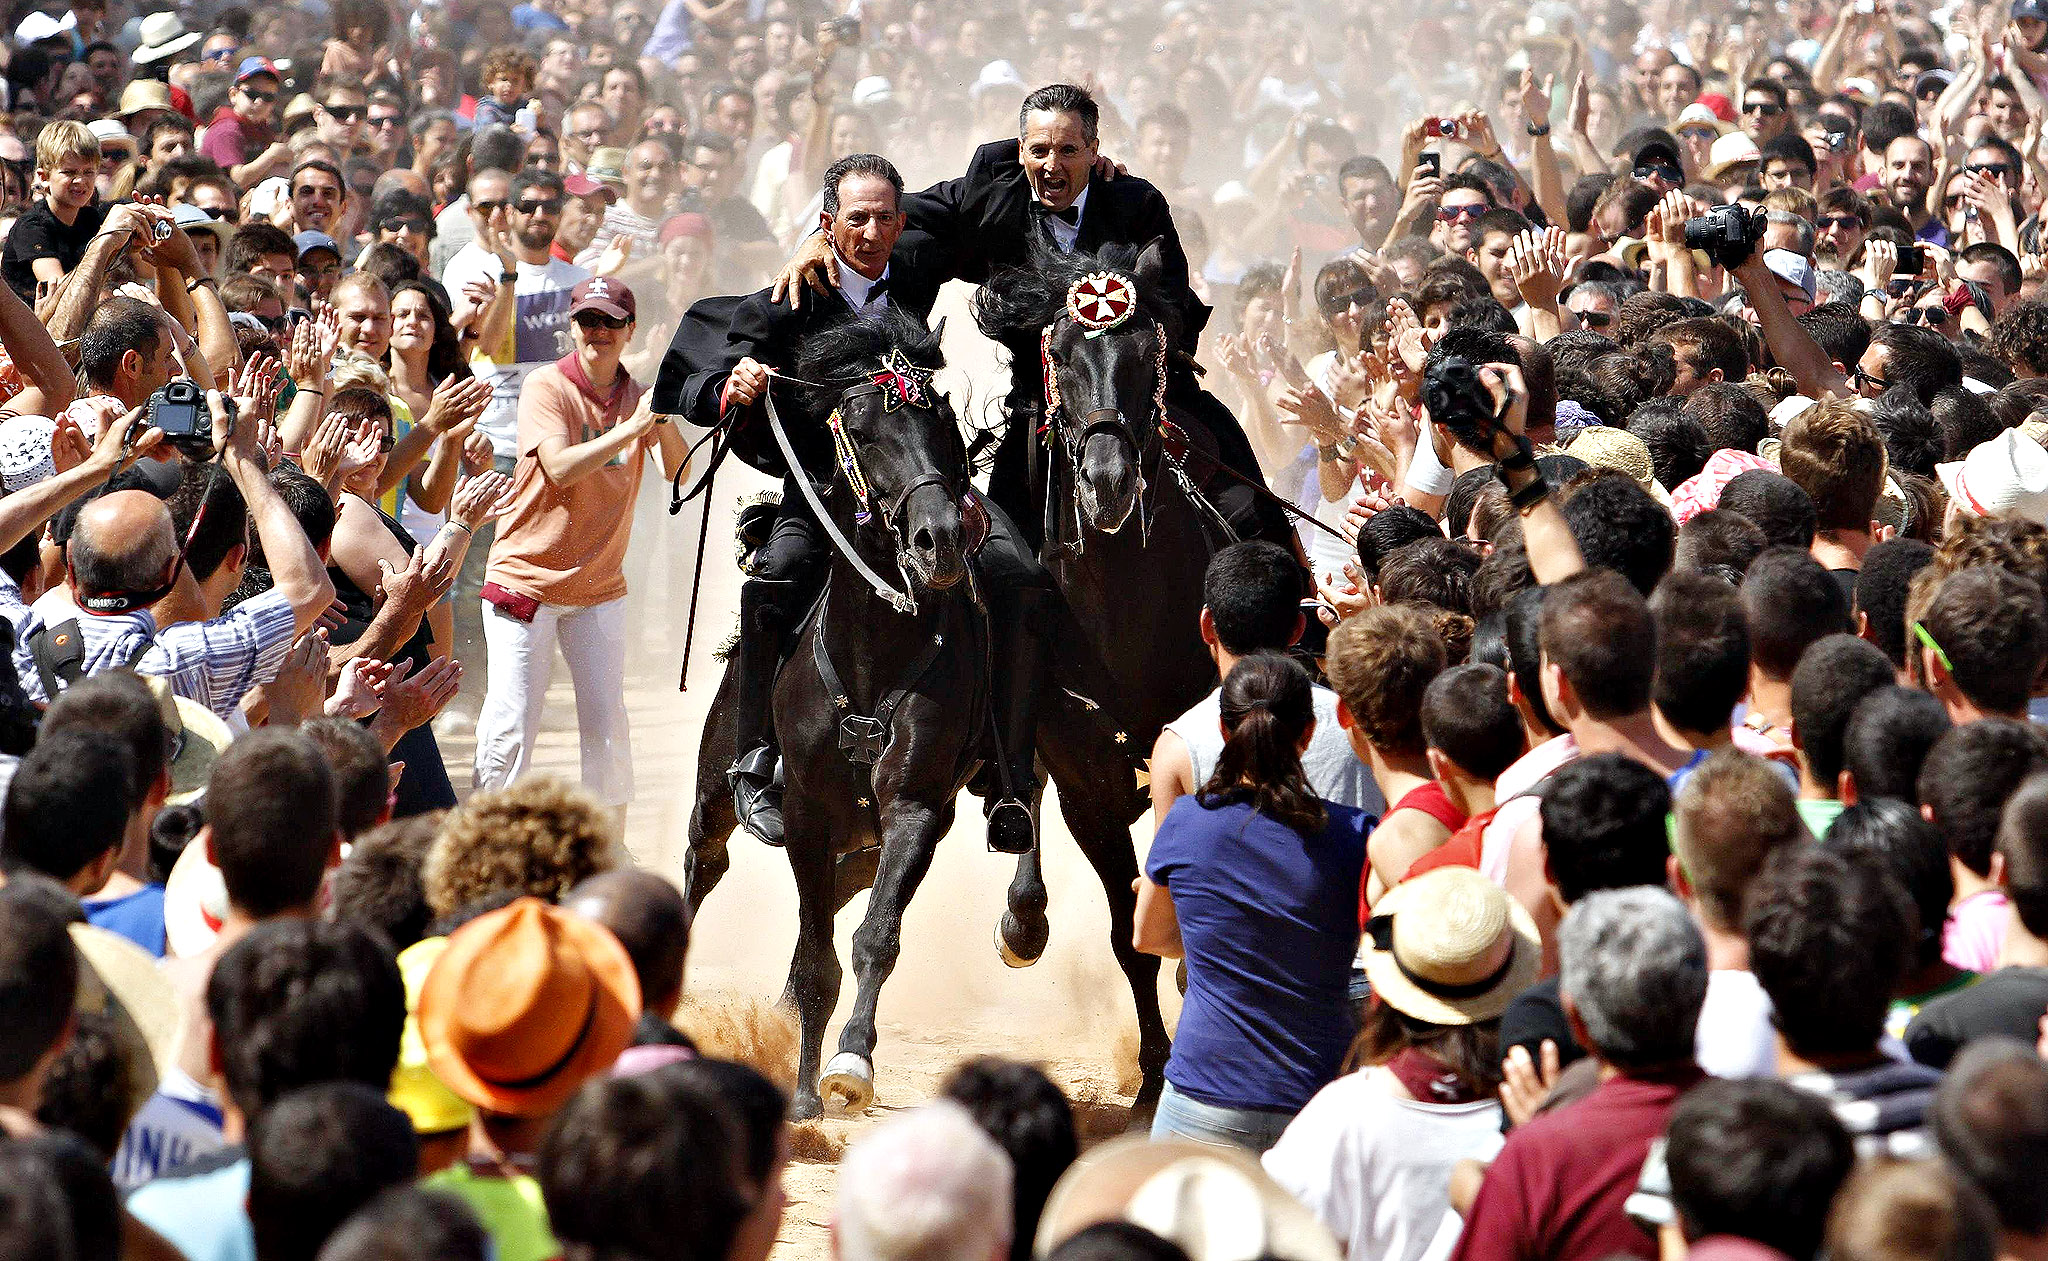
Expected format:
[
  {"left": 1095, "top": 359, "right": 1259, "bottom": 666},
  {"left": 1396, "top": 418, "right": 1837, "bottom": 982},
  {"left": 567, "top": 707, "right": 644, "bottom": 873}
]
[
  {"left": 132, "top": 12, "right": 201, "bottom": 62},
  {"left": 145, "top": 677, "right": 231, "bottom": 806},
  {"left": 71, "top": 923, "right": 177, "bottom": 1088},
  {"left": 1035, "top": 1134, "right": 1341, "bottom": 1261},
  {"left": 419, "top": 898, "right": 641, "bottom": 1118},
  {"left": 1361, "top": 867, "right": 1540, "bottom": 1026},
  {"left": 1704, "top": 132, "right": 1762, "bottom": 179},
  {"left": 1566, "top": 425, "right": 1672, "bottom": 505}
]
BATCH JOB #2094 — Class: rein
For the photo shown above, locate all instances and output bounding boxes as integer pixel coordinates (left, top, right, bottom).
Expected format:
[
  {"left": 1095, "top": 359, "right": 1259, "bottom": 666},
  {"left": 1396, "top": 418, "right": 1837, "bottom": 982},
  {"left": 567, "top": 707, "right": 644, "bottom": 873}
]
[{"left": 763, "top": 378, "right": 921, "bottom": 615}]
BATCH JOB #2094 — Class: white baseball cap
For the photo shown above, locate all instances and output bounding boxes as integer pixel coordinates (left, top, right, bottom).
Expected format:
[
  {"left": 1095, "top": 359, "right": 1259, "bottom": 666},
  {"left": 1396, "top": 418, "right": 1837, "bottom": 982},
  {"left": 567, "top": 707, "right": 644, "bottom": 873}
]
[{"left": 1937, "top": 429, "right": 2048, "bottom": 523}]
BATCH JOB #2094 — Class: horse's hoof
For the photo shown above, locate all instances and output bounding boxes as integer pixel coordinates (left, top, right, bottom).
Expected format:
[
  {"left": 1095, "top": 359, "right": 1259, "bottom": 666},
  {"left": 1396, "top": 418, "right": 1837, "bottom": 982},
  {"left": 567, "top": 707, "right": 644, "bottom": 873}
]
[
  {"left": 820, "top": 1052, "right": 875, "bottom": 1113},
  {"left": 790, "top": 1090, "right": 824, "bottom": 1122},
  {"left": 997, "top": 912, "right": 1047, "bottom": 968}
]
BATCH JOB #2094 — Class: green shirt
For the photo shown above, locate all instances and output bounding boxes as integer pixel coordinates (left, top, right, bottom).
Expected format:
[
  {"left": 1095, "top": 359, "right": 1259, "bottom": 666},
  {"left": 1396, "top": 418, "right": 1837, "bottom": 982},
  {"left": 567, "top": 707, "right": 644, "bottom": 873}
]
[
  {"left": 1795, "top": 797, "right": 1845, "bottom": 838},
  {"left": 423, "top": 1163, "right": 556, "bottom": 1261}
]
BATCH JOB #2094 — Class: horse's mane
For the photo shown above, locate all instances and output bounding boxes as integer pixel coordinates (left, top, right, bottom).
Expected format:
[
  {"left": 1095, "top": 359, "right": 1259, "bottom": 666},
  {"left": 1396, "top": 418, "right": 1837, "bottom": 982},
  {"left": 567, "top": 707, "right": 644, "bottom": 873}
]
[
  {"left": 793, "top": 305, "right": 945, "bottom": 403},
  {"left": 970, "top": 239, "right": 1180, "bottom": 342}
]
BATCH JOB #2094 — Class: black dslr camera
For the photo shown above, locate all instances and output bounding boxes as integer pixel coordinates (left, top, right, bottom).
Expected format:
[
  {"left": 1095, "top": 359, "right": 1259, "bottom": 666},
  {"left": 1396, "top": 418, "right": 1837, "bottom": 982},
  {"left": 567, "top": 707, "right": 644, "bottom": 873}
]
[
  {"left": 146, "top": 378, "right": 232, "bottom": 459},
  {"left": 1422, "top": 355, "right": 1505, "bottom": 455},
  {"left": 1682, "top": 204, "right": 1767, "bottom": 268}
]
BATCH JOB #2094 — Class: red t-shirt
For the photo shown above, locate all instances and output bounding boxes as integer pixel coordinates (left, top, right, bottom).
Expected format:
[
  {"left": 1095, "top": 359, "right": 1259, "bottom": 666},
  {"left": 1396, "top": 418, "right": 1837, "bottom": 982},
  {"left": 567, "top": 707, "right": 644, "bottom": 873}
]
[
  {"left": 1402, "top": 806, "right": 1495, "bottom": 883},
  {"left": 1449, "top": 1066, "right": 1705, "bottom": 1261},
  {"left": 1360, "top": 782, "right": 1470, "bottom": 926}
]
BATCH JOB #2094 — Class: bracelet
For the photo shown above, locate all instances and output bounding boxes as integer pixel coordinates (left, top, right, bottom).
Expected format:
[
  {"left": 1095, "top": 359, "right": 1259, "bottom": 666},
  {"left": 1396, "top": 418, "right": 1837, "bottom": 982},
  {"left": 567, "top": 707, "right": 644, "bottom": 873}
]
[
  {"left": 298, "top": 387, "right": 325, "bottom": 397},
  {"left": 186, "top": 275, "right": 215, "bottom": 292},
  {"left": 1495, "top": 432, "right": 1537, "bottom": 471},
  {"left": 1510, "top": 476, "right": 1551, "bottom": 511},
  {"left": 442, "top": 520, "right": 473, "bottom": 535},
  {"left": 1525, "top": 123, "right": 1552, "bottom": 137},
  {"left": 499, "top": 271, "right": 518, "bottom": 283}
]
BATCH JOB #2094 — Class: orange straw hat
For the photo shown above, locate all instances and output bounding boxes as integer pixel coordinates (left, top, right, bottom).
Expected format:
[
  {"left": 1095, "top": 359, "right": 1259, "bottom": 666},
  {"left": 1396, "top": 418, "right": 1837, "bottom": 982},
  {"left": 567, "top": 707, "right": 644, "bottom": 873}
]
[{"left": 419, "top": 897, "right": 641, "bottom": 1118}]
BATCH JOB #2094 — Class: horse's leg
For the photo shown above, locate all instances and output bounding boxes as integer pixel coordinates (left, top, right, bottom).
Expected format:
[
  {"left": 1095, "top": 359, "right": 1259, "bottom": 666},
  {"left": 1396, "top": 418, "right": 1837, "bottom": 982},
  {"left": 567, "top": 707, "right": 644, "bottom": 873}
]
[
  {"left": 1047, "top": 762, "right": 1169, "bottom": 1124},
  {"left": 834, "top": 848, "right": 881, "bottom": 912},
  {"left": 684, "top": 660, "right": 743, "bottom": 918},
  {"left": 820, "top": 800, "right": 952, "bottom": 1113},
  {"left": 998, "top": 787, "right": 1049, "bottom": 966},
  {"left": 783, "top": 803, "right": 842, "bottom": 1121}
]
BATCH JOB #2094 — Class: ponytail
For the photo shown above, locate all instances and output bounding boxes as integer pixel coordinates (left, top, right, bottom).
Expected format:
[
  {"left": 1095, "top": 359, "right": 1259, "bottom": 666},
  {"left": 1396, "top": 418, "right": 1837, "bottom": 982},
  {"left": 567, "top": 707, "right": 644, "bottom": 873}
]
[{"left": 1197, "top": 653, "right": 1327, "bottom": 837}]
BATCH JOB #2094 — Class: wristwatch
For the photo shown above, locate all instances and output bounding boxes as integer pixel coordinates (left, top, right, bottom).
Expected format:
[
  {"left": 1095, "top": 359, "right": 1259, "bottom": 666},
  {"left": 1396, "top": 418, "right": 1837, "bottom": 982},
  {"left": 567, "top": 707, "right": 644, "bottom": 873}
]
[
  {"left": 499, "top": 270, "right": 518, "bottom": 283},
  {"left": 1525, "top": 123, "right": 1552, "bottom": 137}
]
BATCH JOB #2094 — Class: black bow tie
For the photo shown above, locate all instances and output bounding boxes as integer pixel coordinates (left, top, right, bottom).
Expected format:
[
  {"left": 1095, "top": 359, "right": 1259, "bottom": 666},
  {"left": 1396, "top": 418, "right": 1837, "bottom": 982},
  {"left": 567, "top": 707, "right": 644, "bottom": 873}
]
[
  {"left": 1032, "top": 201, "right": 1082, "bottom": 227},
  {"left": 859, "top": 277, "right": 888, "bottom": 304}
]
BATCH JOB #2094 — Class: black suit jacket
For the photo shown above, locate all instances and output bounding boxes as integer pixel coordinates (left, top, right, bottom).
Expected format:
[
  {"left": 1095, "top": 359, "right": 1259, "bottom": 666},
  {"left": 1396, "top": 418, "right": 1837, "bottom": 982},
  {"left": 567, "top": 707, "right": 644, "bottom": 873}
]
[
  {"left": 903, "top": 139, "right": 1210, "bottom": 349},
  {"left": 650, "top": 231, "right": 946, "bottom": 479}
]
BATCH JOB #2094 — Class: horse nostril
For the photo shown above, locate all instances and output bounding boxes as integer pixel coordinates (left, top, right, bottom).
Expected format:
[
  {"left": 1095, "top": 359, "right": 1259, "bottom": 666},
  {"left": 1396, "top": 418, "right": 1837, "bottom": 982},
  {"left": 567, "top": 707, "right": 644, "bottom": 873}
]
[{"left": 915, "top": 526, "right": 935, "bottom": 555}]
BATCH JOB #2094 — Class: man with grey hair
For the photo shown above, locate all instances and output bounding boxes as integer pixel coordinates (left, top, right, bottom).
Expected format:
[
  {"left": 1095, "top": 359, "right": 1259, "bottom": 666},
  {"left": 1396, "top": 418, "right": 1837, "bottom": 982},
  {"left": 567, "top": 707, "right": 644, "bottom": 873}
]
[
  {"left": 1450, "top": 888, "right": 1707, "bottom": 1261},
  {"left": 834, "top": 1100, "right": 1014, "bottom": 1261},
  {"left": 1932, "top": 1038, "right": 2048, "bottom": 1260}
]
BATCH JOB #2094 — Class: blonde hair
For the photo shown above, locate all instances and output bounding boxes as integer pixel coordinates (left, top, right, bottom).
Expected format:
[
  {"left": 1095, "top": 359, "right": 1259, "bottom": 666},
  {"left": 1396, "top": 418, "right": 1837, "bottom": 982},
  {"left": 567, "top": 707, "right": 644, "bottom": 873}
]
[
  {"left": 423, "top": 775, "right": 617, "bottom": 917},
  {"left": 34, "top": 119, "right": 98, "bottom": 174}
]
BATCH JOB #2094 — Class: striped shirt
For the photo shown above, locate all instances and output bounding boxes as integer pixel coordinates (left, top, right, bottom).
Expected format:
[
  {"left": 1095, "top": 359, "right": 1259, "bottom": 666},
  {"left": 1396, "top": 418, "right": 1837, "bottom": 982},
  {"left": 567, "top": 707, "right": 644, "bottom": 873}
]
[{"left": 13, "top": 586, "right": 298, "bottom": 718}]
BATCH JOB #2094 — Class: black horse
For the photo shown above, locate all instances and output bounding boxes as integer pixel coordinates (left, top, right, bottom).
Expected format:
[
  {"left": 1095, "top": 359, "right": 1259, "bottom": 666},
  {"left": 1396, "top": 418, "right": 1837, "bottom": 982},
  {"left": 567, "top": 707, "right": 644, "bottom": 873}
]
[
  {"left": 683, "top": 309, "right": 991, "bottom": 1120},
  {"left": 970, "top": 240, "right": 1233, "bottom": 1116}
]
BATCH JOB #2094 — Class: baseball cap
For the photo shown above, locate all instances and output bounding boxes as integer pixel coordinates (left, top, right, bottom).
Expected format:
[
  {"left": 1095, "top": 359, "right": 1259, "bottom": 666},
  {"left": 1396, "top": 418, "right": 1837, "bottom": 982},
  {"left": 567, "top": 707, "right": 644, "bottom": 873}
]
[
  {"left": 174, "top": 202, "right": 233, "bottom": 246},
  {"left": 658, "top": 212, "right": 712, "bottom": 246},
  {"left": 1913, "top": 68, "right": 1956, "bottom": 98},
  {"left": 14, "top": 10, "right": 73, "bottom": 43},
  {"left": 1674, "top": 103, "right": 1729, "bottom": 136},
  {"left": 852, "top": 76, "right": 894, "bottom": 107},
  {"left": 292, "top": 230, "right": 341, "bottom": 261},
  {"left": 234, "top": 55, "right": 280, "bottom": 83},
  {"left": 1938, "top": 428, "right": 2048, "bottom": 522},
  {"left": 85, "top": 119, "right": 135, "bottom": 150},
  {"left": 561, "top": 172, "right": 616, "bottom": 202},
  {"left": 2017, "top": 0, "right": 2048, "bottom": 24},
  {"left": 1632, "top": 135, "right": 1683, "bottom": 171},
  {"left": 569, "top": 275, "right": 636, "bottom": 321},
  {"left": 970, "top": 59, "right": 1026, "bottom": 100},
  {"left": 1764, "top": 249, "right": 1819, "bottom": 302}
]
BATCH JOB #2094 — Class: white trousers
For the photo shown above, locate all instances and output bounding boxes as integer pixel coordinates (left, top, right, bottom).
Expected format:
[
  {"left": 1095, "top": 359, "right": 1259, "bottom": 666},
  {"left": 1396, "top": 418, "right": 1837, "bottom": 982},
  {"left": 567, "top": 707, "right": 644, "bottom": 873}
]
[{"left": 473, "top": 595, "right": 633, "bottom": 805}]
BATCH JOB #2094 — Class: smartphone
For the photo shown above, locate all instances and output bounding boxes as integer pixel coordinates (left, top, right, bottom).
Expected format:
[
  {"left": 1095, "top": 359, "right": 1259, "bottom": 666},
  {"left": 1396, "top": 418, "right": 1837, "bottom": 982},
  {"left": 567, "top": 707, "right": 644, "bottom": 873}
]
[
  {"left": 1419, "top": 151, "right": 1441, "bottom": 177},
  {"left": 1898, "top": 244, "right": 1926, "bottom": 278},
  {"left": 1425, "top": 117, "right": 1461, "bottom": 139}
]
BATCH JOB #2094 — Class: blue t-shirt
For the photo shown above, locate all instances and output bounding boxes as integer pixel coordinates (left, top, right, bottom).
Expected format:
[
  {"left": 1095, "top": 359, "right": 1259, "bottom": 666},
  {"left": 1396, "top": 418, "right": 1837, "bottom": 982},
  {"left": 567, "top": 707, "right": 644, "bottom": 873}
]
[
  {"left": 84, "top": 883, "right": 167, "bottom": 958},
  {"left": 1147, "top": 794, "right": 1371, "bottom": 1113}
]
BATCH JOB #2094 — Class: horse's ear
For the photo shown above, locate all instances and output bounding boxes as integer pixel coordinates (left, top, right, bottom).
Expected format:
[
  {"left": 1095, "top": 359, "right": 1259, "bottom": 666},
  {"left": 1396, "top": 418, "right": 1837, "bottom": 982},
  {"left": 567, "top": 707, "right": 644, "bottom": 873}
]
[{"left": 1135, "top": 236, "right": 1170, "bottom": 289}]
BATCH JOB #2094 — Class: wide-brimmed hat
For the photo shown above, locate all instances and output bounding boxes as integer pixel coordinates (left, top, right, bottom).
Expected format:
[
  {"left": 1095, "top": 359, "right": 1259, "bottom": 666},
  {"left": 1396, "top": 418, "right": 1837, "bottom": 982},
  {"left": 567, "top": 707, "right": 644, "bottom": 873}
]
[
  {"left": 71, "top": 922, "right": 177, "bottom": 1085},
  {"left": 144, "top": 676, "right": 231, "bottom": 806},
  {"left": 0, "top": 414, "right": 55, "bottom": 492},
  {"left": 585, "top": 147, "right": 628, "bottom": 189},
  {"left": 1567, "top": 425, "right": 1673, "bottom": 506},
  {"left": 133, "top": 11, "right": 201, "bottom": 62},
  {"left": 174, "top": 202, "right": 234, "bottom": 251},
  {"left": 1362, "top": 867, "right": 1540, "bottom": 1026},
  {"left": 1937, "top": 428, "right": 2048, "bottom": 523},
  {"left": 1035, "top": 1134, "right": 1341, "bottom": 1261},
  {"left": 1705, "top": 132, "right": 1762, "bottom": 179},
  {"left": 118, "top": 79, "right": 174, "bottom": 119},
  {"left": 1674, "top": 103, "right": 1731, "bottom": 138},
  {"left": 419, "top": 897, "right": 641, "bottom": 1117}
]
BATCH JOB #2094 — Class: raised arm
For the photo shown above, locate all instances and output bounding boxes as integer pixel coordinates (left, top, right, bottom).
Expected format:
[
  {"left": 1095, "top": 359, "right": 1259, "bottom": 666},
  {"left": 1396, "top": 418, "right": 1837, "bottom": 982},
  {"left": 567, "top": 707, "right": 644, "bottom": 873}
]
[
  {"left": 1731, "top": 250, "right": 1849, "bottom": 400},
  {"left": 217, "top": 391, "right": 334, "bottom": 637},
  {"left": 0, "top": 256, "right": 74, "bottom": 416}
]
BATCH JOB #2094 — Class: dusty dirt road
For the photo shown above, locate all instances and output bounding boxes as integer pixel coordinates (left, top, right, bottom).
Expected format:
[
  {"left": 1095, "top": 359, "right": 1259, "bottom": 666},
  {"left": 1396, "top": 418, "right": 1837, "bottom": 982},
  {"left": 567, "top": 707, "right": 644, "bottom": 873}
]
[{"left": 440, "top": 284, "right": 1181, "bottom": 1261}]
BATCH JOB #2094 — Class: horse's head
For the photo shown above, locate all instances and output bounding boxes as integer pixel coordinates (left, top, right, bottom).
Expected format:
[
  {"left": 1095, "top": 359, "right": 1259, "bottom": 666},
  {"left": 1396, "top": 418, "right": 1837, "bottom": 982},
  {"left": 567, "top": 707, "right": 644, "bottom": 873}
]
[
  {"left": 797, "top": 309, "right": 970, "bottom": 592},
  {"left": 975, "top": 238, "right": 1178, "bottom": 536}
]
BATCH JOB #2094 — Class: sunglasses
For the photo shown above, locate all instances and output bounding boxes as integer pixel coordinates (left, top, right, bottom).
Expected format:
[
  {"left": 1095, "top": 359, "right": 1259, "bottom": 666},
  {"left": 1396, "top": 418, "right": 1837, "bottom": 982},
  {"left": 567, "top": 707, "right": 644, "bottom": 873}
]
[
  {"left": 1818, "top": 214, "right": 1863, "bottom": 231},
  {"left": 322, "top": 103, "right": 365, "bottom": 121},
  {"left": 382, "top": 218, "right": 430, "bottom": 235},
  {"left": 1902, "top": 306, "right": 1949, "bottom": 326},
  {"left": 574, "top": 311, "right": 630, "bottom": 329},
  {"left": 1577, "top": 310, "right": 1614, "bottom": 329},
  {"left": 369, "top": 113, "right": 406, "bottom": 128},
  {"left": 1967, "top": 162, "right": 2015, "bottom": 179},
  {"left": 515, "top": 197, "right": 564, "bottom": 214},
  {"left": 1945, "top": 193, "right": 1970, "bottom": 209},
  {"left": 202, "top": 47, "right": 239, "bottom": 62},
  {"left": 473, "top": 199, "right": 508, "bottom": 214},
  {"left": 240, "top": 88, "right": 276, "bottom": 103},
  {"left": 1318, "top": 288, "right": 1374, "bottom": 318},
  {"left": 1852, "top": 364, "right": 1893, "bottom": 391},
  {"left": 1436, "top": 203, "right": 1486, "bottom": 222},
  {"left": 1633, "top": 163, "right": 1682, "bottom": 183},
  {"left": 1742, "top": 100, "right": 1784, "bottom": 115}
]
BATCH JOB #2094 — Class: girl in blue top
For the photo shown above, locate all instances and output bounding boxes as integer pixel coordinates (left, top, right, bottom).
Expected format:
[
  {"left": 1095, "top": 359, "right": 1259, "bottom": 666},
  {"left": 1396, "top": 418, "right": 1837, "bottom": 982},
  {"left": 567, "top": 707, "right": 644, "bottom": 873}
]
[{"left": 1136, "top": 652, "right": 1373, "bottom": 1153}]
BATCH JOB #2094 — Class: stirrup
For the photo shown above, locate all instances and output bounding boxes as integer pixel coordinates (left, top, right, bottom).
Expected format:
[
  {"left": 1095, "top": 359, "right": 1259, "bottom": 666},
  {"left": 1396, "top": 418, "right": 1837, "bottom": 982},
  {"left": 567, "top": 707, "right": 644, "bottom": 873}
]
[
  {"left": 985, "top": 796, "right": 1036, "bottom": 855},
  {"left": 729, "top": 748, "right": 786, "bottom": 847}
]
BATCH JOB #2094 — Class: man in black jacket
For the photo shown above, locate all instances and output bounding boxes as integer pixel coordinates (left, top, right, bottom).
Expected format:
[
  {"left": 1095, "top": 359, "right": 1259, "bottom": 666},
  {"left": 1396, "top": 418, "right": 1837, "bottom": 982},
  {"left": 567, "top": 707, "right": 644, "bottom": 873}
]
[
  {"left": 654, "top": 153, "right": 1046, "bottom": 854},
  {"left": 777, "top": 83, "right": 1288, "bottom": 549}
]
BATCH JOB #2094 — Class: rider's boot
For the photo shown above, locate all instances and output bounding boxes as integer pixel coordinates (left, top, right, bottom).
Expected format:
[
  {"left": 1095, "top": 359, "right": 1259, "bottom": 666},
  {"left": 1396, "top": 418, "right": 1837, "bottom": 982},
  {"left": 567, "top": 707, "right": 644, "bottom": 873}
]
[
  {"left": 983, "top": 586, "right": 1050, "bottom": 855},
  {"left": 729, "top": 577, "right": 798, "bottom": 846}
]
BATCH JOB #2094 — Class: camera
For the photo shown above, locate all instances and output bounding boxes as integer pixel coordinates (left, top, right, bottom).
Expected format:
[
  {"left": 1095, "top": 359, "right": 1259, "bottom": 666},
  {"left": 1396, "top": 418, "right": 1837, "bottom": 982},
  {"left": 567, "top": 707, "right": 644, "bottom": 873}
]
[
  {"left": 1425, "top": 117, "right": 1461, "bottom": 139},
  {"left": 1682, "top": 204, "right": 1767, "bottom": 268},
  {"left": 1422, "top": 354, "right": 1504, "bottom": 455},
  {"left": 1897, "top": 244, "right": 1926, "bottom": 278},
  {"left": 146, "top": 378, "right": 232, "bottom": 458},
  {"left": 1418, "top": 151, "right": 1441, "bottom": 177}
]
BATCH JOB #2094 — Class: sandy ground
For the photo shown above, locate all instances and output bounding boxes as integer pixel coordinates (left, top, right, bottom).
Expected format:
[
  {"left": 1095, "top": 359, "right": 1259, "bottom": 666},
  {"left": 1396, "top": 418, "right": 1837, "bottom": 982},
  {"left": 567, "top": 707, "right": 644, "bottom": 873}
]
[{"left": 438, "top": 284, "right": 1180, "bottom": 1261}]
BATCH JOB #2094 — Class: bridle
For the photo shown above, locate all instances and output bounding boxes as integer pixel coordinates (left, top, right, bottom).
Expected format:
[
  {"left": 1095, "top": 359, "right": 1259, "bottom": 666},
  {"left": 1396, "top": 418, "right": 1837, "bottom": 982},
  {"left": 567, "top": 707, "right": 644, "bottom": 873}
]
[
  {"left": 1038, "top": 270, "right": 1172, "bottom": 551},
  {"left": 770, "top": 347, "right": 975, "bottom": 614}
]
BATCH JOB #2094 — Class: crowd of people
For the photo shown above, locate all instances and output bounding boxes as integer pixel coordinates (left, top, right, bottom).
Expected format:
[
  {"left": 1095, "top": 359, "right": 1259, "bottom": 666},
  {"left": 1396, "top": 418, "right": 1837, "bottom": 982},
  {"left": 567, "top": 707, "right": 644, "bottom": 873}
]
[{"left": 13, "top": 0, "right": 2048, "bottom": 1259}]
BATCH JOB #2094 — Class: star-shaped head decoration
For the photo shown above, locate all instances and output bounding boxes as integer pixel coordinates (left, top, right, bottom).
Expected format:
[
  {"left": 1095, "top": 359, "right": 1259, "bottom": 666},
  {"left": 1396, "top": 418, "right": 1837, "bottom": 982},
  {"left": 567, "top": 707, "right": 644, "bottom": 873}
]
[
  {"left": 1066, "top": 271, "right": 1138, "bottom": 331},
  {"left": 870, "top": 348, "right": 936, "bottom": 411}
]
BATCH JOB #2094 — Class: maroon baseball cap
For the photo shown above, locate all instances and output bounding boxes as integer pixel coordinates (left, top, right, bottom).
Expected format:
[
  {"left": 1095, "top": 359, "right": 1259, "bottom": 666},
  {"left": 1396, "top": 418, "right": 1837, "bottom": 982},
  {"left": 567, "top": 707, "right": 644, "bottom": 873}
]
[
  {"left": 569, "top": 275, "right": 635, "bottom": 321},
  {"left": 562, "top": 172, "right": 616, "bottom": 203}
]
